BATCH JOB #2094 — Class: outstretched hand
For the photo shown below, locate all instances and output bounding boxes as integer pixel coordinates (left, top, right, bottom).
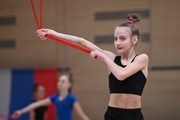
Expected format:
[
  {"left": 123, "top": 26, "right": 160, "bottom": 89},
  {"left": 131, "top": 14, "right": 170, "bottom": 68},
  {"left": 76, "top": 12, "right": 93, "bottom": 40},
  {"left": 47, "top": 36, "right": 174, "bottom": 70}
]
[
  {"left": 11, "top": 110, "right": 22, "bottom": 119},
  {"left": 36, "top": 28, "right": 56, "bottom": 40}
]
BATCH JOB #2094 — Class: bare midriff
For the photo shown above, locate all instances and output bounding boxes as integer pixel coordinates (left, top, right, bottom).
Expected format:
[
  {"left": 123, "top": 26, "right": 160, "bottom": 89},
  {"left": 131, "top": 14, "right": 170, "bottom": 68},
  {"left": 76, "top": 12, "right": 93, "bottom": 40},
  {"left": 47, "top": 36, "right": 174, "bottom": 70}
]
[{"left": 108, "top": 93, "right": 141, "bottom": 109}]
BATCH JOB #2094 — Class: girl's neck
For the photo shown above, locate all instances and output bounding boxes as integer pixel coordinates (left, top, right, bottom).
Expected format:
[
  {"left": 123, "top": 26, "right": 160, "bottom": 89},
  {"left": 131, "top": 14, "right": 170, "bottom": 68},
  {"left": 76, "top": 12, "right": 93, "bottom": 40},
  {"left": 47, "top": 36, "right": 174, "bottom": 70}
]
[
  {"left": 34, "top": 96, "right": 42, "bottom": 101},
  {"left": 59, "top": 90, "right": 69, "bottom": 98},
  {"left": 121, "top": 48, "right": 136, "bottom": 61}
]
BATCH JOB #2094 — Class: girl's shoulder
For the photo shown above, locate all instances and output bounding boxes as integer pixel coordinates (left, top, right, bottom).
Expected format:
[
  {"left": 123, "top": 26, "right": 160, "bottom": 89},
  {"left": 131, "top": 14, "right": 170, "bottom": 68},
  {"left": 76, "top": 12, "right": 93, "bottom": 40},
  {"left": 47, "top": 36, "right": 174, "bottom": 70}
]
[
  {"left": 133, "top": 53, "right": 149, "bottom": 65},
  {"left": 68, "top": 93, "right": 76, "bottom": 98},
  {"left": 68, "top": 93, "right": 77, "bottom": 101},
  {"left": 137, "top": 53, "right": 149, "bottom": 61},
  {"left": 49, "top": 93, "right": 59, "bottom": 102}
]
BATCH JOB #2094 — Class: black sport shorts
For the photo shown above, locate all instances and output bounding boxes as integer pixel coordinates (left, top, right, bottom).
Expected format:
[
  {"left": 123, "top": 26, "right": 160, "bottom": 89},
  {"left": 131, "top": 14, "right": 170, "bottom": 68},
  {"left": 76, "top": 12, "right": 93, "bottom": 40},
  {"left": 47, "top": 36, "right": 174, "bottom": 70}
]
[{"left": 104, "top": 106, "right": 144, "bottom": 120}]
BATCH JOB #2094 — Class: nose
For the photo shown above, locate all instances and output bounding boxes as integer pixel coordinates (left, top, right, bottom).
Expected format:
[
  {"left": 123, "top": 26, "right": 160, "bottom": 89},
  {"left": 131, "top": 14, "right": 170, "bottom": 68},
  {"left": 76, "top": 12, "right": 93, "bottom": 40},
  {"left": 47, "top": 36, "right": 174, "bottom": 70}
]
[{"left": 115, "top": 39, "right": 121, "bottom": 46}]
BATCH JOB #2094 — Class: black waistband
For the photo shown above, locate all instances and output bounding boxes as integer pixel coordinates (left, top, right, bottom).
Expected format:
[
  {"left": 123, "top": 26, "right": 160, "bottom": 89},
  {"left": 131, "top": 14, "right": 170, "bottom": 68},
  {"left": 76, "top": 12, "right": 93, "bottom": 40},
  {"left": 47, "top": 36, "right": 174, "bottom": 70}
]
[{"left": 106, "top": 106, "right": 142, "bottom": 114}]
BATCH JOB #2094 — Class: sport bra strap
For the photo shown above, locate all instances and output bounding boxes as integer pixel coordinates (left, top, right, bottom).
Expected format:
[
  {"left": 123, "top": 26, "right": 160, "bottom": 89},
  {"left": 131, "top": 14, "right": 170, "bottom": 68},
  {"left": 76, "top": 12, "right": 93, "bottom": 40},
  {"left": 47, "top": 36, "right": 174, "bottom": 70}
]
[{"left": 131, "top": 54, "right": 139, "bottom": 63}]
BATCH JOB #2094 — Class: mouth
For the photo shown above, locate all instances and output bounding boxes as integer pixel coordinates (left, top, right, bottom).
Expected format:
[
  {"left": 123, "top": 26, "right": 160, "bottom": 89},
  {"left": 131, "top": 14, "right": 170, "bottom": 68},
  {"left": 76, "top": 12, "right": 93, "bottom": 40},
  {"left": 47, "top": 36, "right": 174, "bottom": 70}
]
[{"left": 117, "top": 47, "right": 123, "bottom": 51}]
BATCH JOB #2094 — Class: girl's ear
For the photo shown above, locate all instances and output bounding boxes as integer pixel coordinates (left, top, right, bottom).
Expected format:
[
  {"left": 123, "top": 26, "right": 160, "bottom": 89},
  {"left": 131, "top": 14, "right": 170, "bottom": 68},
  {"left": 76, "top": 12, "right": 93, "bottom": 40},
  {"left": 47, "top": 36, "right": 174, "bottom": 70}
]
[{"left": 132, "top": 35, "right": 138, "bottom": 45}]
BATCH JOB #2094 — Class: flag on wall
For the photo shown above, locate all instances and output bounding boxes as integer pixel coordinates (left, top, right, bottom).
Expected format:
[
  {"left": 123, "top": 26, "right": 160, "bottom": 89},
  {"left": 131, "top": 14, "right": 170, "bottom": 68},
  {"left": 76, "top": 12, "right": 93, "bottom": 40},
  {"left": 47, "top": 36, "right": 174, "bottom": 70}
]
[{"left": 0, "top": 68, "right": 58, "bottom": 120}]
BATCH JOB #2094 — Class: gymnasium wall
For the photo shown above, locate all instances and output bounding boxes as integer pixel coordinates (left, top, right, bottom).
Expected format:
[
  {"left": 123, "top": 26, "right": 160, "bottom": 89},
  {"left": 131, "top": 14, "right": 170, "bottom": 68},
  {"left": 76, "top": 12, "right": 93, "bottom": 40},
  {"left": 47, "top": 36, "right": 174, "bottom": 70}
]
[{"left": 0, "top": 0, "right": 180, "bottom": 120}]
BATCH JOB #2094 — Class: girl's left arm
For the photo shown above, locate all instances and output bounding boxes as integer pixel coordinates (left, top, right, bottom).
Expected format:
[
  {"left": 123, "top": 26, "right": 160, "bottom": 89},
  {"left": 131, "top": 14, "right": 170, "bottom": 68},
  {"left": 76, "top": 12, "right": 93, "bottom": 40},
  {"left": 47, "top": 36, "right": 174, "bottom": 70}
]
[
  {"left": 73, "top": 101, "right": 90, "bottom": 120},
  {"left": 36, "top": 29, "right": 116, "bottom": 61},
  {"left": 90, "top": 50, "right": 149, "bottom": 80}
]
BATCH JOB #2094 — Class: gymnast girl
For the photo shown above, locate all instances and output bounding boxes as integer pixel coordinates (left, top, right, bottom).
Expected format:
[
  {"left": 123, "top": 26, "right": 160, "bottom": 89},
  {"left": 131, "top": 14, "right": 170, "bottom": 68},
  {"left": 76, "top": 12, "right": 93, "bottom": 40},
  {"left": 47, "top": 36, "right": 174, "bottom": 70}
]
[
  {"left": 36, "top": 13, "right": 149, "bottom": 120},
  {"left": 30, "top": 84, "right": 47, "bottom": 120},
  {"left": 12, "top": 74, "right": 90, "bottom": 120}
]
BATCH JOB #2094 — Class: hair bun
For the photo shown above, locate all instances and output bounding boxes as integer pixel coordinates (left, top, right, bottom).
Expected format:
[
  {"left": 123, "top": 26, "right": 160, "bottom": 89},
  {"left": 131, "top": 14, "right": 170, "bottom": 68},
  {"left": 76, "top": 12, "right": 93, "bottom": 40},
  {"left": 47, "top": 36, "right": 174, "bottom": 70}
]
[{"left": 127, "top": 13, "right": 141, "bottom": 23}]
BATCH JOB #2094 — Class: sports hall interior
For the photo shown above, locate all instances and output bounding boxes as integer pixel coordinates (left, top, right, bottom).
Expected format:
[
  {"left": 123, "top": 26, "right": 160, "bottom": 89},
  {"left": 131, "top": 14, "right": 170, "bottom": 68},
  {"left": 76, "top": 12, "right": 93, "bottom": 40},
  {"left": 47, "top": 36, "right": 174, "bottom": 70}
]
[{"left": 0, "top": 0, "right": 180, "bottom": 120}]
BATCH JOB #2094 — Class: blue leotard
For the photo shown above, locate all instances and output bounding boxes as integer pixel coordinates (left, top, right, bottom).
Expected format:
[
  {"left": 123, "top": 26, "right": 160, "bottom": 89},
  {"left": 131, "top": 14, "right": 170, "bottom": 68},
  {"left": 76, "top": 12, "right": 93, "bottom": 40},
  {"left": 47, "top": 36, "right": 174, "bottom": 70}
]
[{"left": 50, "top": 93, "right": 77, "bottom": 120}]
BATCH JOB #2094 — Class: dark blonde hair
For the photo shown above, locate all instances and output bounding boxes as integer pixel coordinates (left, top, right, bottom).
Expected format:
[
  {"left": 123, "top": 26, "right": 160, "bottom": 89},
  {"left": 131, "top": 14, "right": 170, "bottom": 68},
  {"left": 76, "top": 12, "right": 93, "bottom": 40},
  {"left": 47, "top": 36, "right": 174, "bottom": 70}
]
[{"left": 116, "top": 13, "right": 142, "bottom": 53}]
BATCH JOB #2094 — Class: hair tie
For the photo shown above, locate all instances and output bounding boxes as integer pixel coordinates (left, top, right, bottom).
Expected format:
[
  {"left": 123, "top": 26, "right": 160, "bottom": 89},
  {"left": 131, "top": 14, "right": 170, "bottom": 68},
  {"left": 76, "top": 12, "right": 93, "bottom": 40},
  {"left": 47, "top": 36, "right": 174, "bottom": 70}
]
[{"left": 128, "top": 18, "right": 134, "bottom": 24}]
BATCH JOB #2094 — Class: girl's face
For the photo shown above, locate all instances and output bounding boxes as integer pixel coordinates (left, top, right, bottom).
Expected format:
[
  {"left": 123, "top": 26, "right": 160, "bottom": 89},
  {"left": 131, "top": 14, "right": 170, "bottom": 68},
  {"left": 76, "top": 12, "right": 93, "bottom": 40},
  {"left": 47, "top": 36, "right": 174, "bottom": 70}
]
[
  {"left": 114, "top": 27, "right": 137, "bottom": 54},
  {"left": 57, "top": 75, "right": 71, "bottom": 92},
  {"left": 35, "top": 86, "right": 45, "bottom": 99}
]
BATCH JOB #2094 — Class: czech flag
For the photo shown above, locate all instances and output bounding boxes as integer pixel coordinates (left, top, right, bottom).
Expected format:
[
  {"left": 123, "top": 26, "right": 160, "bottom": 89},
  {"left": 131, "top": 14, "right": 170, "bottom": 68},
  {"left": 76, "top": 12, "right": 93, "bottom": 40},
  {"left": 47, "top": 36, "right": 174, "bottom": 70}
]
[{"left": 0, "top": 68, "right": 58, "bottom": 120}]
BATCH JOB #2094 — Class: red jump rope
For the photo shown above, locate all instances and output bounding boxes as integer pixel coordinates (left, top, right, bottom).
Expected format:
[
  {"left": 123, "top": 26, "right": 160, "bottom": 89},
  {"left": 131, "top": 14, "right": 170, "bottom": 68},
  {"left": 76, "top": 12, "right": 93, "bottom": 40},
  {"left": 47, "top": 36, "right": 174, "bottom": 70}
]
[{"left": 30, "top": 0, "right": 91, "bottom": 54}]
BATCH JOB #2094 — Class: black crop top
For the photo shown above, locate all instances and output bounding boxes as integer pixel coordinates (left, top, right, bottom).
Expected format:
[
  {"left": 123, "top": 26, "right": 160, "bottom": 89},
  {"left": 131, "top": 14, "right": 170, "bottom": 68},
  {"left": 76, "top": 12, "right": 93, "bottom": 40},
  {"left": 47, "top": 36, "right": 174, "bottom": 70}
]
[{"left": 108, "top": 55, "right": 147, "bottom": 96}]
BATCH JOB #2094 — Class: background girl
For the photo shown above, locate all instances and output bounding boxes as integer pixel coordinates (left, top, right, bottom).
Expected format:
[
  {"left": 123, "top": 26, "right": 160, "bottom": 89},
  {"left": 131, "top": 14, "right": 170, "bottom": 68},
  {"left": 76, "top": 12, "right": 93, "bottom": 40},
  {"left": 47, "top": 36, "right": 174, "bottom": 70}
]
[
  {"left": 31, "top": 84, "right": 47, "bottom": 120},
  {"left": 12, "top": 74, "right": 90, "bottom": 120},
  {"left": 36, "top": 13, "right": 149, "bottom": 120}
]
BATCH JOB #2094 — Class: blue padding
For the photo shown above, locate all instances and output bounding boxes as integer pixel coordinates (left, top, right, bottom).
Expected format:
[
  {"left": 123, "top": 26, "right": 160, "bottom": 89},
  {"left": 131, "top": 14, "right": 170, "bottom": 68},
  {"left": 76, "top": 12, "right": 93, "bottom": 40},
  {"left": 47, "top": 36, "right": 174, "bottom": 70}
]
[{"left": 9, "top": 69, "right": 34, "bottom": 120}]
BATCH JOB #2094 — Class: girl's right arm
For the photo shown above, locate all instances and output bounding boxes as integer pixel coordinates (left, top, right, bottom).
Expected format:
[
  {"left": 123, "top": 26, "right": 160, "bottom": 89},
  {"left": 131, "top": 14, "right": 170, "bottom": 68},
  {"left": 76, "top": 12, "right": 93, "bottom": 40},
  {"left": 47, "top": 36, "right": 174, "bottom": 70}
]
[
  {"left": 12, "top": 98, "right": 51, "bottom": 119},
  {"left": 36, "top": 29, "right": 116, "bottom": 60}
]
